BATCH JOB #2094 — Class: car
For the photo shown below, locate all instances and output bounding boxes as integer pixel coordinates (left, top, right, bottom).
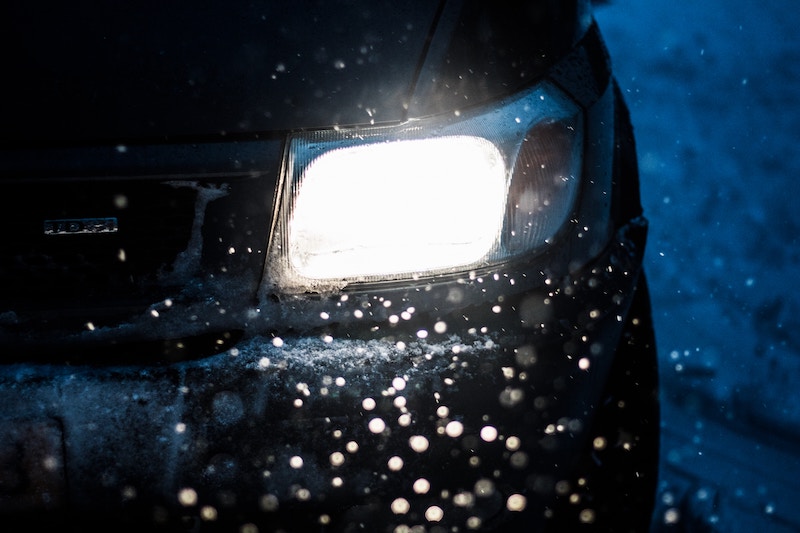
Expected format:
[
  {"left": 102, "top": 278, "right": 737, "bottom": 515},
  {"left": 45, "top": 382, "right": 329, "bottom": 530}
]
[{"left": 0, "top": 0, "right": 658, "bottom": 531}]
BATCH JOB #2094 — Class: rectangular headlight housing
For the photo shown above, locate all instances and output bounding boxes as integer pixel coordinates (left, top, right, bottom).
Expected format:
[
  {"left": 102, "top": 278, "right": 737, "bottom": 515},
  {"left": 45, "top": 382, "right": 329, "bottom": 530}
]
[{"left": 268, "top": 82, "right": 582, "bottom": 293}]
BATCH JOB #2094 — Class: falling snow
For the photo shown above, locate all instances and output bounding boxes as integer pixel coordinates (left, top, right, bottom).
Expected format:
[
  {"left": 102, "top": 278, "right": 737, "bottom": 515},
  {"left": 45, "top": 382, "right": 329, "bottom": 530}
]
[{"left": 596, "top": 0, "right": 800, "bottom": 531}]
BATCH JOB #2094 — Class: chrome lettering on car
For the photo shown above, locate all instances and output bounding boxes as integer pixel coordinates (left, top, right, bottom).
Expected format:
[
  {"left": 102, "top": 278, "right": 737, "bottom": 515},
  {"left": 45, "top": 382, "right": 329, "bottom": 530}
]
[{"left": 43, "top": 217, "right": 119, "bottom": 235}]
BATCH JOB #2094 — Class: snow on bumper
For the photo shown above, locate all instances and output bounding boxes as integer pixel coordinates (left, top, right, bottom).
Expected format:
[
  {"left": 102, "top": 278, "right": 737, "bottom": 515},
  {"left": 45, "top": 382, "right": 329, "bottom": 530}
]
[{"left": 0, "top": 218, "right": 648, "bottom": 531}]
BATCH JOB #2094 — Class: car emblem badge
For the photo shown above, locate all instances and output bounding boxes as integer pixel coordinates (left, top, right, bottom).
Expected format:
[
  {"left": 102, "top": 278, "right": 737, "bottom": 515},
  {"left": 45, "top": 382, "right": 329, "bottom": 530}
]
[{"left": 44, "top": 217, "right": 119, "bottom": 235}]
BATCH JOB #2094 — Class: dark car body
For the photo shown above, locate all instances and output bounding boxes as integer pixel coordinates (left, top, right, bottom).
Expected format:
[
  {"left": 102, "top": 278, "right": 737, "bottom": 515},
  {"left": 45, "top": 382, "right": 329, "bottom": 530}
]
[{"left": 0, "top": 1, "right": 658, "bottom": 531}]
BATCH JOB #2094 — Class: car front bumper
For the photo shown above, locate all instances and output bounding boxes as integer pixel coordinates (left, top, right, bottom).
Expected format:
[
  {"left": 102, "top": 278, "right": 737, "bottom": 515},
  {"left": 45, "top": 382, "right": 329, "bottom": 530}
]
[{"left": 0, "top": 214, "right": 647, "bottom": 532}]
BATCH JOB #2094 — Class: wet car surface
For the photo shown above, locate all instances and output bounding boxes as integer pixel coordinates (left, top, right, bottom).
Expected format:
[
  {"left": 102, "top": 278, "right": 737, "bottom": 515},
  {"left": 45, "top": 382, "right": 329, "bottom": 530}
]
[{"left": 0, "top": 1, "right": 658, "bottom": 531}]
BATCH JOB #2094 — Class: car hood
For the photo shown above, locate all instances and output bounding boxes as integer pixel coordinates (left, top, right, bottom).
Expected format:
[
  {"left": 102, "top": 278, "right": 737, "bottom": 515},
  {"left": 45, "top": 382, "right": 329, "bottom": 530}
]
[{"left": 1, "top": 0, "right": 589, "bottom": 144}]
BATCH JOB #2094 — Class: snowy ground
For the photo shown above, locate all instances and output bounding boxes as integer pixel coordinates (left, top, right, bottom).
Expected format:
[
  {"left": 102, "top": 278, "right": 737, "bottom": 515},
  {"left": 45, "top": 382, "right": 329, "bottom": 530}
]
[{"left": 594, "top": 1, "right": 800, "bottom": 531}]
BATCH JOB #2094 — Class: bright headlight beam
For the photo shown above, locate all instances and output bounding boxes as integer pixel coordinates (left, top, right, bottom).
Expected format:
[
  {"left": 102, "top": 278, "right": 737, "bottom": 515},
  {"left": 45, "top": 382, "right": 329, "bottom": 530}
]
[
  {"left": 289, "top": 136, "right": 507, "bottom": 280},
  {"left": 269, "top": 81, "right": 583, "bottom": 293}
]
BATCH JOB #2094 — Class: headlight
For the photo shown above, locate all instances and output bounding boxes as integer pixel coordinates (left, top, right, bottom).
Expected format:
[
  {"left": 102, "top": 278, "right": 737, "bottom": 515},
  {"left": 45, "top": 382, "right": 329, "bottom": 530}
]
[{"left": 269, "top": 82, "right": 582, "bottom": 293}]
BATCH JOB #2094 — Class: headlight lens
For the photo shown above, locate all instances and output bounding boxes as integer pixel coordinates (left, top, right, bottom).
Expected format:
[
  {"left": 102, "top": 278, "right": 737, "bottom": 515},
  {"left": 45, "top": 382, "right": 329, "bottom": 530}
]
[
  {"left": 290, "top": 136, "right": 507, "bottom": 280},
  {"left": 269, "top": 82, "right": 582, "bottom": 292}
]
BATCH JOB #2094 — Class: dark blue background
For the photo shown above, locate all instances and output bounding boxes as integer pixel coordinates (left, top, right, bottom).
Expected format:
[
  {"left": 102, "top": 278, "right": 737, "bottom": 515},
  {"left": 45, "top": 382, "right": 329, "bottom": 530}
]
[{"left": 596, "top": 1, "right": 800, "bottom": 531}]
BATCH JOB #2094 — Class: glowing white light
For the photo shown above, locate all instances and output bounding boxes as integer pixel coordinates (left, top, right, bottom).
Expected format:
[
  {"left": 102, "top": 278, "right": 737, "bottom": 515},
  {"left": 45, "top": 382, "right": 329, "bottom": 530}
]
[
  {"left": 200, "top": 505, "right": 217, "bottom": 521},
  {"left": 409, "top": 435, "right": 430, "bottom": 453},
  {"left": 454, "top": 492, "right": 475, "bottom": 507},
  {"left": 413, "top": 478, "right": 431, "bottom": 494},
  {"left": 362, "top": 398, "right": 377, "bottom": 411},
  {"left": 387, "top": 456, "right": 404, "bottom": 471},
  {"left": 445, "top": 421, "right": 464, "bottom": 438},
  {"left": 178, "top": 488, "right": 198, "bottom": 507},
  {"left": 368, "top": 418, "right": 386, "bottom": 434},
  {"left": 579, "top": 509, "right": 596, "bottom": 523},
  {"left": 506, "top": 494, "right": 527, "bottom": 511},
  {"left": 425, "top": 505, "right": 444, "bottom": 522},
  {"left": 289, "top": 136, "right": 507, "bottom": 279},
  {"left": 480, "top": 426, "right": 498, "bottom": 442},
  {"left": 391, "top": 498, "right": 410, "bottom": 515},
  {"left": 664, "top": 508, "right": 680, "bottom": 524}
]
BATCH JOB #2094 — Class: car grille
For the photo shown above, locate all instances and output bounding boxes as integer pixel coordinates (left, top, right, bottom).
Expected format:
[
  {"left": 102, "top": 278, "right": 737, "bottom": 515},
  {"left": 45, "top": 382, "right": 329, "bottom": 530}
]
[{"left": 0, "top": 180, "right": 198, "bottom": 316}]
